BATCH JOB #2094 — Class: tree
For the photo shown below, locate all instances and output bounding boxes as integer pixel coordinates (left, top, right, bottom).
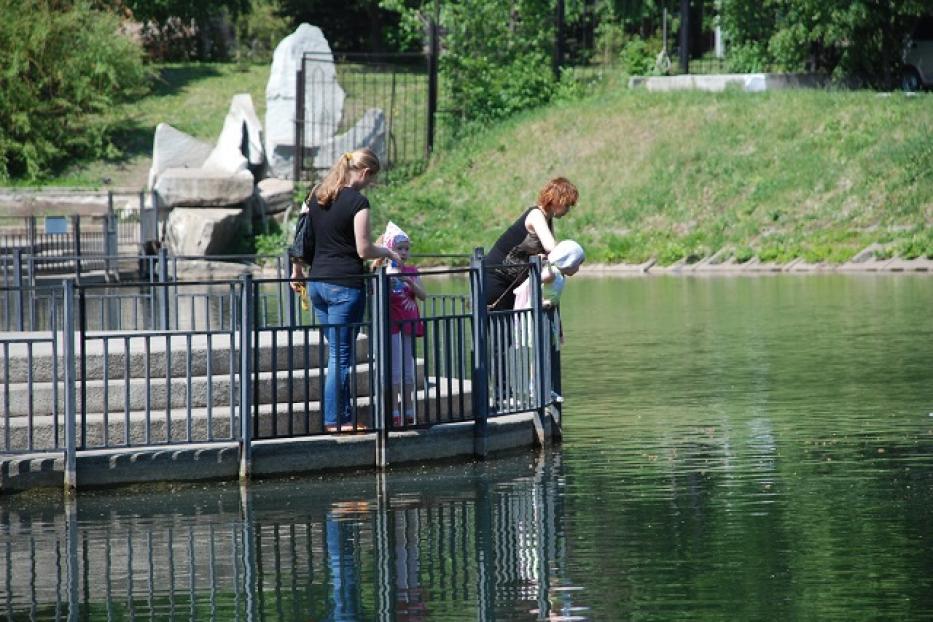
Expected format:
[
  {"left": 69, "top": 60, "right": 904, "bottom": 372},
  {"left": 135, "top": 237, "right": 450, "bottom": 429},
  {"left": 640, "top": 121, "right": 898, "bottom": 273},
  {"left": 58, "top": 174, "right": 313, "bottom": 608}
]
[
  {"left": 721, "top": 0, "right": 929, "bottom": 86},
  {"left": 0, "top": 0, "right": 150, "bottom": 181}
]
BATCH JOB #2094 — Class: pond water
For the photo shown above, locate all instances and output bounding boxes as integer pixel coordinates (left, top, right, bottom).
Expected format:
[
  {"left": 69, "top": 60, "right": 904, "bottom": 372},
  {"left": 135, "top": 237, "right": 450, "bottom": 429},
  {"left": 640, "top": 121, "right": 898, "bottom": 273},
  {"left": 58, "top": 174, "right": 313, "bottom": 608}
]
[{"left": 2, "top": 274, "right": 932, "bottom": 620}]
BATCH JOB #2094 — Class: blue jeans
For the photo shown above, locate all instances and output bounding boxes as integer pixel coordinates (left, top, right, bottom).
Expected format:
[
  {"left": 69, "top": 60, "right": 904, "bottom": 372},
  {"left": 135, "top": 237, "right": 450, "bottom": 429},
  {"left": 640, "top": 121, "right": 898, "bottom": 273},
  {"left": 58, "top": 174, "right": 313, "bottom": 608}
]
[{"left": 309, "top": 281, "right": 366, "bottom": 427}]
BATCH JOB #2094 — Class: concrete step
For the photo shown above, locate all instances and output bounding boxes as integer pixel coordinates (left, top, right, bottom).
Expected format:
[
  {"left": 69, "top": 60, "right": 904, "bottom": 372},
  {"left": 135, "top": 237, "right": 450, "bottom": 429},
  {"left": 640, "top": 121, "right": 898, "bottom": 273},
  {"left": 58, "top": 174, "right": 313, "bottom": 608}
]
[
  {"left": 0, "top": 379, "right": 473, "bottom": 451},
  {"left": 0, "top": 329, "right": 370, "bottom": 382},
  {"left": 0, "top": 360, "right": 421, "bottom": 417}
]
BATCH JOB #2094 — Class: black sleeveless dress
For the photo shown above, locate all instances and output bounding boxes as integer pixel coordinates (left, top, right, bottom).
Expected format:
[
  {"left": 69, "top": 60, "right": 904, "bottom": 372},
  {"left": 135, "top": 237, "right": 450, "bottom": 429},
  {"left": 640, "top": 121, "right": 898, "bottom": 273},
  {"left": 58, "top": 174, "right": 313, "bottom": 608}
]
[{"left": 485, "top": 207, "right": 552, "bottom": 310}]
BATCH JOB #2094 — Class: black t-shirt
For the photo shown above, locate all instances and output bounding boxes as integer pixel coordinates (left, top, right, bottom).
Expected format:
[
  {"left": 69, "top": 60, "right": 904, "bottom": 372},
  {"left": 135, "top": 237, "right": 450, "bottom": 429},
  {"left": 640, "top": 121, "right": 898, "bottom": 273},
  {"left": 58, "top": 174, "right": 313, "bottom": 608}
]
[
  {"left": 308, "top": 187, "right": 369, "bottom": 288},
  {"left": 484, "top": 207, "right": 553, "bottom": 308}
]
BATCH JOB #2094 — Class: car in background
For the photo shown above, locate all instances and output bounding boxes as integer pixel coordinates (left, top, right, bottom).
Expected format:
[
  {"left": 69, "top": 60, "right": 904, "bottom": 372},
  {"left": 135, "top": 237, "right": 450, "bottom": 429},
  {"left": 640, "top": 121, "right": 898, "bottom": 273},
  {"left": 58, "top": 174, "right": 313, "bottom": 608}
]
[{"left": 903, "top": 16, "right": 933, "bottom": 91}]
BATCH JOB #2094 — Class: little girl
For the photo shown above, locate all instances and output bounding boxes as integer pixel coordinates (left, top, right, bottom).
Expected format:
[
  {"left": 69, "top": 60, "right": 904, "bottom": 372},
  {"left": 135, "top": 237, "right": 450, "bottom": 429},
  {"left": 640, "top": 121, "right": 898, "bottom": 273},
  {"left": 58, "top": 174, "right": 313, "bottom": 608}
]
[{"left": 376, "top": 222, "right": 426, "bottom": 426}]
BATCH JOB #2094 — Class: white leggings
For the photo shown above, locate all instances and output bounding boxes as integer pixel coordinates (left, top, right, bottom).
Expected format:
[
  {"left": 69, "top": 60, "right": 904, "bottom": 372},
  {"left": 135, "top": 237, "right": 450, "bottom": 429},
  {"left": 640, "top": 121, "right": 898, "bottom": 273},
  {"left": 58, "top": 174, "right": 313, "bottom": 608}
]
[{"left": 391, "top": 332, "right": 416, "bottom": 386}]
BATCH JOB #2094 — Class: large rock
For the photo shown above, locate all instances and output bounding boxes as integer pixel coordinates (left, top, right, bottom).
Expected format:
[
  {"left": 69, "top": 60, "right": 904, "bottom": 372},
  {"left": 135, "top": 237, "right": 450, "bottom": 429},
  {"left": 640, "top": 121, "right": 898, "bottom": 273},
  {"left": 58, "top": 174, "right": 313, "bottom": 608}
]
[
  {"left": 265, "top": 24, "right": 345, "bottom": 178},
  {"left": 313, "top": 108, "right": 387, "bottom": 170},
  {"left": 203, "top": 94, "right": 264, "bottom": 176},
  {"left": 164, "top": 207, "right": 252, "bottom": 255},
  {"left": 154, "top": 168, "right": 254, "bottom": 208},
  {"left": 257, "top": 178, "right": 295, "bottom": 215},
  {"left": 147, "top": 124, "right": 213, "bottom": 191}
]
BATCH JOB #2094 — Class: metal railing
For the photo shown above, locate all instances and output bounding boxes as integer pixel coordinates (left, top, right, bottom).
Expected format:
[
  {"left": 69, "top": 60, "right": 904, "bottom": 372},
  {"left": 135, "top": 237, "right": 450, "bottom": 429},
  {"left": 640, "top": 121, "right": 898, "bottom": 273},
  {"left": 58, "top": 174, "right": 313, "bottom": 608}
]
[{"left": 0, "top": 250, "right": 564, "bottom": 479}]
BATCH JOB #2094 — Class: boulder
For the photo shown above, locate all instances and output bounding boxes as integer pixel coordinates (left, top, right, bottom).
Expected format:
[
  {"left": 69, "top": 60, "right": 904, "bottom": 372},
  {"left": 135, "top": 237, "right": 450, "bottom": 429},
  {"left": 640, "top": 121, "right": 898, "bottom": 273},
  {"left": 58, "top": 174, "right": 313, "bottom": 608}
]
[
  {"left": 313, "top": 108, "right": 387, "bottom": 171},
  {"left": 257, "top": 178, "right": 295, "bottom": 215},
  {"left": 153, "top": 168, "right": 254, "bottom": 208},
  {"left": 147, "top": 124, "right": 213, "bottom": 191},
  {"left": 164, "top": 207, "right": 252, "bottom": 256},
  {"left": 265, "top": 24, "right": 345, "bottom": 178},
  {"left": 203, "top": 94, "right": 264, "bottom": 175}
]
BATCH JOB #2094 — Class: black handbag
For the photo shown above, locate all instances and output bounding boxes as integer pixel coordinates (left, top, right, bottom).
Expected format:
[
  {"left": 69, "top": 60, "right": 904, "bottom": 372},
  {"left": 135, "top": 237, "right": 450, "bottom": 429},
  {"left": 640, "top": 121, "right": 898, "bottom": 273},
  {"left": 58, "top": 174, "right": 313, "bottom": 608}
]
[{"left": 288, "top": 192, "right": 316, "bottom": 267}]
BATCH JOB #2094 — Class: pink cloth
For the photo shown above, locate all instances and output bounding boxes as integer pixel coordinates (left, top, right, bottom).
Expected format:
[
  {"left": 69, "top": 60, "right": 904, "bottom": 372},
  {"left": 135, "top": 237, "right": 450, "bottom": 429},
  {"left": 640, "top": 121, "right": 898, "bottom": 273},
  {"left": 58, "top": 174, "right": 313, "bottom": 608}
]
[{"left": 389, "top": 265, "right": 424, "bottom": 336}]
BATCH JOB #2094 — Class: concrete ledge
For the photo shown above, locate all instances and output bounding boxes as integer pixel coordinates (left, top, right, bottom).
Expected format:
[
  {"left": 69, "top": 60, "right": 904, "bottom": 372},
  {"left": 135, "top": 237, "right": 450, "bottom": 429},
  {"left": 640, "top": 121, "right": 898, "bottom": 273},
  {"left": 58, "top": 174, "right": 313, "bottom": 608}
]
[
  {"left": 75, "top": 442, "right": 239, "bottom": 488},
  {"left": 0, "top": 411, "right": 546, "bottom": 492},
  {"left": 0, "top": 452, "right": 63, "bottom": 493},
  {"left": 628, "top": 72, "right": 828, "bottom": 92},
  {"left": 252, "top": 433, "right": 375, "bottom": 475}
]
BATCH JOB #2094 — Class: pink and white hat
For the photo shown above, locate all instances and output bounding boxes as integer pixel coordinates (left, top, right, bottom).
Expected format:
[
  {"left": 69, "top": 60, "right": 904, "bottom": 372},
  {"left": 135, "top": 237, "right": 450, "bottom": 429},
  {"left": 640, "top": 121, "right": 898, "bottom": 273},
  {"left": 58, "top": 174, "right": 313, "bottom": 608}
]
[{"left": 382, "top": 221, "right": 409, "bottom": 249}]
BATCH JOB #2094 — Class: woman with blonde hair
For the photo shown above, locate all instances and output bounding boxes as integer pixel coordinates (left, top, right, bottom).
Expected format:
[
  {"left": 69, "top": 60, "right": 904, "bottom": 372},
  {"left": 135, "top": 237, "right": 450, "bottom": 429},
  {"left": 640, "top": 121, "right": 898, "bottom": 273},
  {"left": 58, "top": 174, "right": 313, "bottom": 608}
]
[{"left": 291, "top": 147, "right": 400, "bottom": 432}]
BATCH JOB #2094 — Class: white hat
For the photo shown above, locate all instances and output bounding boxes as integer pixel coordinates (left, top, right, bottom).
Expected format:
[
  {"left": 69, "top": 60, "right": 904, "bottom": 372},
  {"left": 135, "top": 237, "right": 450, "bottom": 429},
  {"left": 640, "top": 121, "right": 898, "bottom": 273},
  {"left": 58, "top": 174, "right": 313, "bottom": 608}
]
[
  {"left": 548, "top": 240, "right": 585, "bottom": 271},
  {"left": 382, "top": 221, "right": 409, "bottom": 249}
]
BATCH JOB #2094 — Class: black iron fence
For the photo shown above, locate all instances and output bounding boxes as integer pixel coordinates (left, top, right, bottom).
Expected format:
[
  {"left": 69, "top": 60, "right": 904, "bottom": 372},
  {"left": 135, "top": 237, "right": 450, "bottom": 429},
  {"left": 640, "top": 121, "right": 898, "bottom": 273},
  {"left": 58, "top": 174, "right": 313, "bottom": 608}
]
[
  {"left": 294, "top": 50, "right": 438, "bottom": 183},
  {"left": 1, "top": 252, "right": 563, "bottom": 477}
]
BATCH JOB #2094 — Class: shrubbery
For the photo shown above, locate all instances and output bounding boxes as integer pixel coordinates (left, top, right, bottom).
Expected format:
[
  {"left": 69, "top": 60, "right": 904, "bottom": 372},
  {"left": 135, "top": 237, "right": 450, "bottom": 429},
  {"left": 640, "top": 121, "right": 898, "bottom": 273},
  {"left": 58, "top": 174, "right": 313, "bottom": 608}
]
[{"left": 0, "top": 1, "right": 150, "bottom": 182}]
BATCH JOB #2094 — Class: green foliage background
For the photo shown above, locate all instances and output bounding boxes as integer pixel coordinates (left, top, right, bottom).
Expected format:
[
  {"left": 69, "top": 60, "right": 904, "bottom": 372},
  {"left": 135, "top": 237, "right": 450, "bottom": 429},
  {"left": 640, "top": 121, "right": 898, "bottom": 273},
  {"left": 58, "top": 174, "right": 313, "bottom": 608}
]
[{"left": 0, "top": 0, "right": 150, "bottom": 182}]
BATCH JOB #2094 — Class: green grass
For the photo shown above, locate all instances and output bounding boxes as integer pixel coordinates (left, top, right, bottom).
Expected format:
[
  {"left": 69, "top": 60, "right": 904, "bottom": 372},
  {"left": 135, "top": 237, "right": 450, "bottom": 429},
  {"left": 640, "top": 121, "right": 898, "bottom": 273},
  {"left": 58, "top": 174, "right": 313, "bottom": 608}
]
[
  {"left": 17, "top": 63, "right": 272, "bottom": 189},
  {"left": 21, "top": 60, "right": 432, "bottom": 190},
  {"left": 18, "top": 62, "right": 933, "bottom": 264},
  {"left": 370, "top": 86, "right": 933, "bottom": 264}
]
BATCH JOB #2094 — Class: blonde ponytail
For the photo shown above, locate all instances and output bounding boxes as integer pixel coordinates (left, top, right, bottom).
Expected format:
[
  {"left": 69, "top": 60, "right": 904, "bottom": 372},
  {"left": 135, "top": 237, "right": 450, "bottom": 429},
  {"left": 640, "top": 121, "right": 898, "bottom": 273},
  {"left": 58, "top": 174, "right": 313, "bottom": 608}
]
[{"left": 314, "top": 148, "right": 381, "bottom": 208}]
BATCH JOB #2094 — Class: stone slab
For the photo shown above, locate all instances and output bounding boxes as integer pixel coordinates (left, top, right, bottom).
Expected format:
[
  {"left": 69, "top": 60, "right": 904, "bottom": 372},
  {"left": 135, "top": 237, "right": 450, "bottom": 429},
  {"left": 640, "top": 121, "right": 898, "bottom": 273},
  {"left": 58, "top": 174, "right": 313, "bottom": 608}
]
[
  {"left": 257, "top": 178, "right": 295, "bottom": 215},
  {"left": 147, "top": 123, "right": 213, "bottom": 191},
  {"left": 154, "top": 168, "right": 254, "bottom": 208},
  {"left": 164, "top": 206, "right": 252, "bottom": 256}
]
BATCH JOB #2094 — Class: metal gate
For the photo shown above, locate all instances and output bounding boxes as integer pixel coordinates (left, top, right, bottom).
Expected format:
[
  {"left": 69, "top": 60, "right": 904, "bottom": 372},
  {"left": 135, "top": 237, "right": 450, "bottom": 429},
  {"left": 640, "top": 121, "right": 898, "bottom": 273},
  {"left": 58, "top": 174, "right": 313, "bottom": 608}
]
[{"left": 294, "top": 50, "right": 438, "bottom": 183}]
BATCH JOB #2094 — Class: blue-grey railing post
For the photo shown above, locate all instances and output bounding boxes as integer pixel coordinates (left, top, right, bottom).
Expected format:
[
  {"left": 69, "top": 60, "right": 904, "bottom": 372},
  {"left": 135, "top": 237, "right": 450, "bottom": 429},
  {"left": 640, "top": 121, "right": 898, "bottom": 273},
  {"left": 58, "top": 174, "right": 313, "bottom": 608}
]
[
  {"left": 13, "top": 249, "right": 24, "bottom": 331},
  {"left": 71, "top": 215, "right": 81, "bottom": 279},
  {"left": 27, "top": 216, "right": 37, "bottom": 253},
  {"left": 138, "top": 191, "right": 146, "bottom": 246},
  {"left": 63, "top": 279, "right": 77, "bottom": 492},
  {"left": 105, "top": 191, "right": 117, "bottom": 276},
  {"left": 26, "top": 254, "right": 37, "bottom": 330},
  {"left": 157, "top": 247, "right": 170, "bottom": 330},
  {"left": 529, "top": 256, "right": 550, "bottom": 446},
  {"left": 238, "top": 274, "right": 254, "bottom": 482},
  {"left": 374, "top": 266, "right": 391, "bottom": 468},
  {"left": 293, "top": 59, "right": 305, "bottom": 182},
  {"left": 470, "top": 248, "right": 490, "bottom": 458}
]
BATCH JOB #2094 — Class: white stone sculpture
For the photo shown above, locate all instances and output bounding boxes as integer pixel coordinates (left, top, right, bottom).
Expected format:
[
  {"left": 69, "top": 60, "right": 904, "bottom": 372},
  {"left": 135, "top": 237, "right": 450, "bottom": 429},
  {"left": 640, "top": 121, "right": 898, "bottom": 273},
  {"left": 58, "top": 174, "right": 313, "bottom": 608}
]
[
  {"left": 313, "top": 108, "right": 387, "bottom": 171},
  {"left": 264, "top": 24, "right": 345, "bottom": 179}
]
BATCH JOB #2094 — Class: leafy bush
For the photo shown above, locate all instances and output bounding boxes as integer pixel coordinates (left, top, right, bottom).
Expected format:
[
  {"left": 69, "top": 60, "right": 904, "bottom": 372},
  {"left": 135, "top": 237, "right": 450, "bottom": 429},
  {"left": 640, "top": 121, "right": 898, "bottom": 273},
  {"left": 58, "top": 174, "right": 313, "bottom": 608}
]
[
  {"left": 618, "top": 35, "right": 661, "bottom": 76},
  {"left": 726, "top": 42, "right": 772, "bottom": 73},
  {"left": 433, "top": 0, "right": 557, "bottom": 131},
  {"left": 0, "top": 1, "right": 150, "bottom": 182}
]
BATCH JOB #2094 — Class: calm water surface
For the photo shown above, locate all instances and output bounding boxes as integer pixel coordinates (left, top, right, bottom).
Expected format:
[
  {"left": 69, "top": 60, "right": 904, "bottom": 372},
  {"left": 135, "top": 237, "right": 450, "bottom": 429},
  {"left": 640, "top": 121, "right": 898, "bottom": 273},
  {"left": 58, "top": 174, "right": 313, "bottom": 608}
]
[{"left": 2, "top": 274, "right": 932, "bottom": 620}]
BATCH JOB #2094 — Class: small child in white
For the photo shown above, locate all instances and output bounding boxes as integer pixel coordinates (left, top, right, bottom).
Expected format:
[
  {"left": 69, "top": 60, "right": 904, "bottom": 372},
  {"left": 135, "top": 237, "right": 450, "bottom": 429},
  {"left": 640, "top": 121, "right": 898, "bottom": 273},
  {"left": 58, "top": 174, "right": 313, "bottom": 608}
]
[{"left": 511, "top": 240, "right": 585, "bottom": 403}]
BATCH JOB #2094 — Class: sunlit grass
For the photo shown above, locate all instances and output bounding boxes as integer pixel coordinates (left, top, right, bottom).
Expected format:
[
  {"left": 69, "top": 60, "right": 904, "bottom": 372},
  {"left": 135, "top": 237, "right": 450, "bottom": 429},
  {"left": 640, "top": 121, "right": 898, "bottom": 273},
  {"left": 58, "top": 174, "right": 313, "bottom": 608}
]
[{"left": 372, "top": 87, "right": 933, "bottom": 263}]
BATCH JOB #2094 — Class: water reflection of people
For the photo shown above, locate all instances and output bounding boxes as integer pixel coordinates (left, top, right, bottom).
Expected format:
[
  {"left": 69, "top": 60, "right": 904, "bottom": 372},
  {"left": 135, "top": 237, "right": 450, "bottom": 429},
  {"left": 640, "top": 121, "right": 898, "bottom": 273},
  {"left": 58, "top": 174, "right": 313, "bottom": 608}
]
[
  {"left": 394, "top": 506, "right": 428, "bottom": 620},
  {"left": 325, "top": 501, "right": 369, "bottom": 621}
]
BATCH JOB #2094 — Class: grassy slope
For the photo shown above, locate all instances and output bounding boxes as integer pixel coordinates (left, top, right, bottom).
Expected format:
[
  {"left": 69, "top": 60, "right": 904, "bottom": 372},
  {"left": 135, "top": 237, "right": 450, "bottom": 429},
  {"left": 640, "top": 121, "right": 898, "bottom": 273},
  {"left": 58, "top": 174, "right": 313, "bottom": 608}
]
[
  {"left": 372, "top": 87, "right": 933, "bottom": 264},
  {"left": 28, "top": 63, "right": 270, "bottom": 189}
]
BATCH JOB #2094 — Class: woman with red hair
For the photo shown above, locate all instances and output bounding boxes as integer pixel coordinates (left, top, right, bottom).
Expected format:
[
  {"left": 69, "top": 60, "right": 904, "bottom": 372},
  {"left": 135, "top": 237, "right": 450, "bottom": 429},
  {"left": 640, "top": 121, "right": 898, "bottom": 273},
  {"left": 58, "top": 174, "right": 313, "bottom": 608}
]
[{"left": 484, "top": 177, "right": 579, "bottom": 310}]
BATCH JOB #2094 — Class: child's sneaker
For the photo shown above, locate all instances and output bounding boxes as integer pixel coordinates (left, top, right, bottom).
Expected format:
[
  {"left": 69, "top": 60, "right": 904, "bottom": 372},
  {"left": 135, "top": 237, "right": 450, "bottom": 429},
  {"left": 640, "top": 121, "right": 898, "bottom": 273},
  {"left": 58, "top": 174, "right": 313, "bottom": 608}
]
[
  {"left": 392, "top": 411, "right": 402, "bottom": 427},
  {"left": 404, "top": 408, "right": 416, "bottom": 426}
]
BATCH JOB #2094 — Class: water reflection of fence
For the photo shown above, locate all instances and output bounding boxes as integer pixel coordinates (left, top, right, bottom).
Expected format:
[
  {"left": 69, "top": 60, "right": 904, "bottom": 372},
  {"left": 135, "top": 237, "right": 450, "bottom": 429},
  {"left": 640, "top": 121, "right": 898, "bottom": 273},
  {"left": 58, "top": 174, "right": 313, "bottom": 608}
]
[
  {"left": 0, "top": 452, "right": 571, "bottom": 620},
  {"left": 1, "top": 251, "right": 563, "bottom": 464}
]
